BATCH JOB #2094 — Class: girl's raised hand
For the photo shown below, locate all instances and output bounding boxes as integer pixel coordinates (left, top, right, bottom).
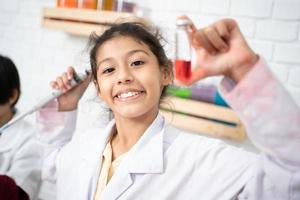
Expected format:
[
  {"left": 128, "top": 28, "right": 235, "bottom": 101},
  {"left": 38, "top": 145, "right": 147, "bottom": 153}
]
[
  {"left": 181, "top": 16, "right": 258, "bottom": 85},
  {"left": 50, "top": 67, "right": 91, "bottom": 111}
]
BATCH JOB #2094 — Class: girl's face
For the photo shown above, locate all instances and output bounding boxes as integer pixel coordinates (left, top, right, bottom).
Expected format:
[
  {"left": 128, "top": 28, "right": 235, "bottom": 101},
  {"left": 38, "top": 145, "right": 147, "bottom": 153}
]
[
  {"left": 0, "top": 99, "right": 14, "bottom": 126},
  {"left": 95, "top": 36, "right": 170, "bottom": 120},
  {"left": 0, "top": 103, "right": 10, "bottom": 118}
]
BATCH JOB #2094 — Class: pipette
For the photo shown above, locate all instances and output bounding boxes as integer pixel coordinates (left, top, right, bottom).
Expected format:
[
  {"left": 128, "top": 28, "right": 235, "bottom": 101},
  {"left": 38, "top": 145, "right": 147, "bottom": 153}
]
[{"left": 0, "top": 70, "right": 90, "bottom": 133}]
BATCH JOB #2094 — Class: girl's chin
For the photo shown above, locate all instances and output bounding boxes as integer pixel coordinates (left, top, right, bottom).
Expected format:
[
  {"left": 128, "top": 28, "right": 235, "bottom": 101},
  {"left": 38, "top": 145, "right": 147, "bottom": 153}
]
[
  {"left": 116, "top": 110, "right": 147, "bottom": 119},
  {"left": 114, "top": 107, "right": 157, "bottom": 120}
]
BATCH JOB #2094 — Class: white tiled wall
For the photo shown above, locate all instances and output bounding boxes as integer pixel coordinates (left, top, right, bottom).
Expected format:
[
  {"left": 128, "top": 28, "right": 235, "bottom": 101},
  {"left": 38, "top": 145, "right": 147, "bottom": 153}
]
[{"left": 1, "top": 0, "right": 300, "bottom": 114}]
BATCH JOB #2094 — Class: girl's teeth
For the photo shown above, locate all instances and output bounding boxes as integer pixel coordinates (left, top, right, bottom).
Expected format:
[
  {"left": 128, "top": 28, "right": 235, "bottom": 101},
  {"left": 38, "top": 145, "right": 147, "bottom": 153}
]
[{"left": 118, "top": 91, "right": 140, "bottom": 98}]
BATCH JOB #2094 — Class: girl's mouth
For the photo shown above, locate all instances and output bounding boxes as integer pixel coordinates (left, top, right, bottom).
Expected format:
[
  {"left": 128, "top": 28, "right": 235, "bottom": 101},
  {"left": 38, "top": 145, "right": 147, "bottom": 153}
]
[{"left": 114, "top": 90, "right": 145, "bottom": 102}]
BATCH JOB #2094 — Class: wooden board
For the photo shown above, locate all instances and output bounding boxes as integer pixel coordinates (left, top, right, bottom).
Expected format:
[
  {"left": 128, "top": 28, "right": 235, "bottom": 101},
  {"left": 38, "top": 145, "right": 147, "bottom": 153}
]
[
  {"left": 43, "top": 19, "right": 110, "bottom": 36},
  {"left": 42, "top": 7, "right": 146, "bottom": 36},
  {"left": 43, "top": 7, "right": 141, "bottom": 24},
  {"left": 159, "top": 97, "right": 246, "bottom": 141}
]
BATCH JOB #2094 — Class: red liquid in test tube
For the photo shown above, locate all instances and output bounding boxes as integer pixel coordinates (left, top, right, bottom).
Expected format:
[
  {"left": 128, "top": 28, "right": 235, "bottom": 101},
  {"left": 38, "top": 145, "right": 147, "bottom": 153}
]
[{"left": 175, "top": 59, "right": 191, "bottom": 81}]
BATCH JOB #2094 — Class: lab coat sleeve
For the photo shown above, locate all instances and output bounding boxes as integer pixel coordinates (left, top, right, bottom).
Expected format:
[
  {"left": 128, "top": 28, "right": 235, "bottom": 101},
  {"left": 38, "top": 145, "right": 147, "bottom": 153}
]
[
  {"left": 36, "top": 100, "right": 77, "bottom": 183},
  {"left": 6, "top": 133, "right": 41, "bottom": 200},
  {"left": 219, "top": 57, "right": 300, "bottom": 200}
]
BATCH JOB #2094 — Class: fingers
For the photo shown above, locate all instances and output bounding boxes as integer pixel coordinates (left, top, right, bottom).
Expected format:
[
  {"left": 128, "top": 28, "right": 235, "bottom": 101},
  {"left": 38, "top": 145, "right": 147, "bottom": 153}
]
[
  {"left": 66, "top": 66, "right": 75, "bottom": 80},
  {"left": 50, "top": 66, "right": 77, "bottom": 93},
  {"left": 205, "top": 27, "right": 229, "bottom": 53},
  {"left": 186, "top": 68, "right": 207, "bottom": 85},
  {"left": 177, "top": 15, "right": 230, "bottom": 54},
  {"left": 177, "top": 15, "right": 197, "bottom": 44},
  {"left": 192, "top": 19, "right": 239, "bottom": 54},
  {"left": 50, "top": 81, "right": 58, "bottom": 90},
  {"left": 193, "top": 30, "right": 218, "bottom": 54},
  {"left": 175, "top": 68, "right": 207, "bottom": 86},
  {"left": 215, "top": 20, "right": 230, "bottom": 40},
  {"left": 56, "top": 73, "right": 69, "bottom": 93},
  {"left": 193, "top": 27, "right": 229, "bottom": 54}
]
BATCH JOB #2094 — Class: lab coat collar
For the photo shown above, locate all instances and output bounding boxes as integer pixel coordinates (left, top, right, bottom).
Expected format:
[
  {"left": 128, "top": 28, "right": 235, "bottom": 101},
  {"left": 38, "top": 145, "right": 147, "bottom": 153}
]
[
  {"left": 79, "top": 119, "right": 116, "bottom": 162},
  {"left": 78, "top": 119, "right": 116, "bottom": 200},
  {"left": 81, "top": 113, "right": 166, "bottom": 174},
  {"left": 125, "top": 114, "right": 165, "bottom": 174},
  {"left": 100, "top": 114, "right": 165, "bottom": 200}
]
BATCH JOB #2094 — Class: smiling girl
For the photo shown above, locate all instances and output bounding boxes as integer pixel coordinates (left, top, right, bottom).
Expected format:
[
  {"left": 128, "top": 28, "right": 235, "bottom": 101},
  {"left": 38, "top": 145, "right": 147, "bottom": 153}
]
[{"left": 38, "top": 19, "right": 300, "bottom": 200}]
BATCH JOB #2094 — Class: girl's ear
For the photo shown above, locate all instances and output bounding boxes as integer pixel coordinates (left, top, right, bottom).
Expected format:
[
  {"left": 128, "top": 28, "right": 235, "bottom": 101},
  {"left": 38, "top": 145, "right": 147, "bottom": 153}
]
[
  {"left": 8, "top": 89, "right": 19, "bottom": 106},
  {"left": 161, "top": 61, "right": 174, "bottom": 86},
  {"left": 161, "top": 68, "right": 172, "bottom": 86}
]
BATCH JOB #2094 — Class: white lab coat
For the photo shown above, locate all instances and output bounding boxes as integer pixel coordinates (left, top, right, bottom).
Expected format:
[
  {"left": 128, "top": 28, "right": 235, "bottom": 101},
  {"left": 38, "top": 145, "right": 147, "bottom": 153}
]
[
  {"left": 38, "top": 59, "right": 300, "bottom": 200},
  {"left": 0, "top": 116, "right": 42, "bottom": 200}
]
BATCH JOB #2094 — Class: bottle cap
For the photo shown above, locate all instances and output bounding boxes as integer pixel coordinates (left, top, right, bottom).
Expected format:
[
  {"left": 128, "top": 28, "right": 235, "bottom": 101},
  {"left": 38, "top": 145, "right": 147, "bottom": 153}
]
[{"left": 176, "top": 18, "right": 192, "bottom": 26}]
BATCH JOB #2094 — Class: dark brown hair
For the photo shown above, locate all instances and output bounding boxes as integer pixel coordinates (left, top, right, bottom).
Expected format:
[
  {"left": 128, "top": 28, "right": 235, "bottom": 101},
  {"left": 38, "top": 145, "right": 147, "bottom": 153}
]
[{"left": 0, "top": 55, "right": 20, "bottom": 108}]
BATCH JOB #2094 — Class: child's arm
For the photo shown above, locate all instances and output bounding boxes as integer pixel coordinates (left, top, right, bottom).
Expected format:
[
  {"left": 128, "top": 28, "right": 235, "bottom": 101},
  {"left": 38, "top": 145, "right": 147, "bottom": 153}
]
[
  {"left": 219, "top": 57, "right": 300, "bottom": 199},
  {"left": 186, "top": 17, "right": 300, "bottom": 199},
  {"left": 37, "top": 100, "right": 78, "bottom": 183},
  {"left": 37, "top": 67, "right": 90, "bottom": 182}
]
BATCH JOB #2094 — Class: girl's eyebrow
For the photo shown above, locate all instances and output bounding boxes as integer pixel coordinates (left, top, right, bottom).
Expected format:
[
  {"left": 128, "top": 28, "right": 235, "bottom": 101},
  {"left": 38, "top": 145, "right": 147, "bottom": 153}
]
[
  {"left": 97, "top": 57, "right": 112, "bottom": 68},
  {"left": 127, "top": 49, "right": 150, "bottom": 57},
  {"left": 97, "top": 49, "right": 150, "bottom": 68}
]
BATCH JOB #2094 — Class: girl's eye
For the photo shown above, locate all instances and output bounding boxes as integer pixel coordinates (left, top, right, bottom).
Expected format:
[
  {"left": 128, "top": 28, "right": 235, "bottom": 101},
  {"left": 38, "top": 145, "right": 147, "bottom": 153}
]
[
  {"left": 131, "top": 60, "right": 145, "bottom": 67},
  {"left": 102, "top": 67, "right": 115, "bottom": 74}
]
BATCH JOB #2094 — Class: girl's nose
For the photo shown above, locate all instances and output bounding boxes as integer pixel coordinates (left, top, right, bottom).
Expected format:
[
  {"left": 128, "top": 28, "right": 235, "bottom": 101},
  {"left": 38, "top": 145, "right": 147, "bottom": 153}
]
[{"left": 117, "top": 66, "right": 133, "bottom": 84}]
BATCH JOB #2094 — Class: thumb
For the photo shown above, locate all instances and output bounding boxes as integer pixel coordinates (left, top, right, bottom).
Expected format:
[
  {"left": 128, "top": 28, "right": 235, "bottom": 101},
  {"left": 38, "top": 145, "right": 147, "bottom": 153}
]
[
  {"left": 177, "top": 68, "right": 207, "bottom": 86},
  {"left": 73, "top": 73, "right": 91, "bottom": 95},
  {"left": 177, "top": 15, "right": 197, "bottom": 44},
  {"left": 189, "top": 68, "right": 207, "bottom": 84}
]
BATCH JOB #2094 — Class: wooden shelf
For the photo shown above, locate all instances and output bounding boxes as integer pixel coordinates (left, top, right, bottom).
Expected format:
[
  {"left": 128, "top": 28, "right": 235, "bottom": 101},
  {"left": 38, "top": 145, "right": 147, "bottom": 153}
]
[
  {"left": 42, "top": 7, "right": 145, "bottom": 36},
  {"left": 159, "top": 96, "right": 246, "bottom": 141}
]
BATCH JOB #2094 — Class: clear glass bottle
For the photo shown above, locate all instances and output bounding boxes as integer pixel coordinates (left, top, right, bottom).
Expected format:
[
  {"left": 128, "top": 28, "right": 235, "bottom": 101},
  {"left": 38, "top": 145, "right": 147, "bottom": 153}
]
[{"left": 175, "top": 18, "right": 192, "bottom": 82}]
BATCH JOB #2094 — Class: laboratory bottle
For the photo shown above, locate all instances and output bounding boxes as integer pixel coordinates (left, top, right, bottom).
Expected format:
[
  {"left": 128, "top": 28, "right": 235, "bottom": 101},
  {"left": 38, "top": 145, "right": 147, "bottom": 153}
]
[{"left": 175, "top": 18, "right": 192, "bottom": 82}]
